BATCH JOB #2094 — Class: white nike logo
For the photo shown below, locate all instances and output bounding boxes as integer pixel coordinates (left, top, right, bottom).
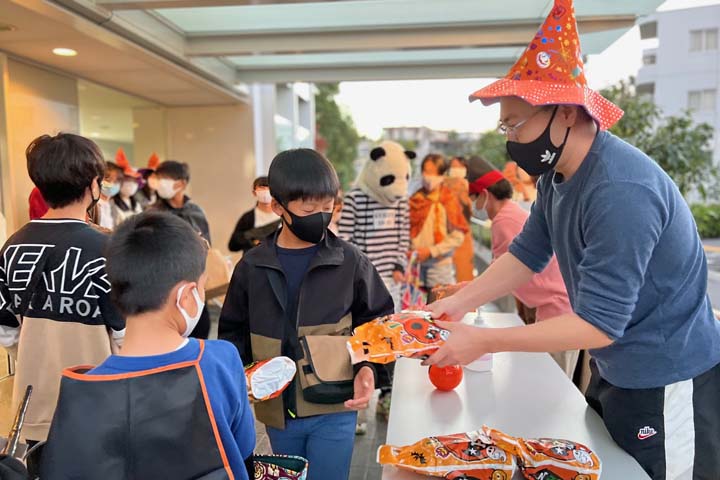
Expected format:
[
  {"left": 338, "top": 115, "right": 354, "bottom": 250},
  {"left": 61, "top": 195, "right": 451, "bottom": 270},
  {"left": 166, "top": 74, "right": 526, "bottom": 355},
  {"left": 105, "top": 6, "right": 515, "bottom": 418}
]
[
  {"left": 637, "top": 426, "right": 657, "bottom": 440},
  {"left": 540, "top": 150, "right": 556, "bottom": 164}
]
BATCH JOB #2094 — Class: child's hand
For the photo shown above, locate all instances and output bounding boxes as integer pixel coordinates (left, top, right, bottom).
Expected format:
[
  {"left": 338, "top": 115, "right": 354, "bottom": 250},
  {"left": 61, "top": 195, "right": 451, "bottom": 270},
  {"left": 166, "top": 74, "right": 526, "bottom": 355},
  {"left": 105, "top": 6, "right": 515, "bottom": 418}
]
[
  {"left": 344, "top": 366, "right": 375, "bottom": 411},
  {"left": 392, "top": 270, "right": 404, "bottom": 284}
]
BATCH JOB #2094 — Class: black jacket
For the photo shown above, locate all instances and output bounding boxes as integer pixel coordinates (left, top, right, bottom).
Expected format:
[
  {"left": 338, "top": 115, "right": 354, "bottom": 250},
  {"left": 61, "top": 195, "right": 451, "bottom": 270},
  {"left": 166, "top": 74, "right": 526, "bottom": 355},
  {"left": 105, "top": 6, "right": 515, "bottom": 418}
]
[
  {"left": 150, "top": 197, "right": 211, "bottom": 244},
  {"left": 228, "top": 209, "right": 281, "bottom": 253},
  {"left": 218, "top": 230, "right": 393, "bottom": 423}
]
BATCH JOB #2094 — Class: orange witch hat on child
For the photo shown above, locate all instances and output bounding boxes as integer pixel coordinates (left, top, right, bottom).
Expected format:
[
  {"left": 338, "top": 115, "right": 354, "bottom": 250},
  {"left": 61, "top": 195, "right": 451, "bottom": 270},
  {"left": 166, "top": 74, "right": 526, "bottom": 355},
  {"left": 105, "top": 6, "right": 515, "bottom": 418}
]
[
  {"left": 115, "top": 148, "right": 141, "bottom": 178},
  {"left": 147, "top": 152, "right": 160, "bottom": 171},
  {"left": 469, "top": 0, "right": 623, "bottom": 131}
]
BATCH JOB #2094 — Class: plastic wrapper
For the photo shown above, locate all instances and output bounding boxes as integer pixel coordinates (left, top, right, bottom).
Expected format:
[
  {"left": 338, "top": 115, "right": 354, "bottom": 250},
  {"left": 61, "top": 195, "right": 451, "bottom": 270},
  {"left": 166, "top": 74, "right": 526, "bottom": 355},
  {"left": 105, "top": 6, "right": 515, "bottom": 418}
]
[
  {"left": 347, "top": 311, "right": 449, "bottom": 365},
  {"left": 377, "top": 430, "right": 516, "bottom": 479},
  {"left": 482, "top": 426, "right": 601, "bottom": 480},
  {"left": 245, "top": 356, "right": 297, "bottom": 403}
]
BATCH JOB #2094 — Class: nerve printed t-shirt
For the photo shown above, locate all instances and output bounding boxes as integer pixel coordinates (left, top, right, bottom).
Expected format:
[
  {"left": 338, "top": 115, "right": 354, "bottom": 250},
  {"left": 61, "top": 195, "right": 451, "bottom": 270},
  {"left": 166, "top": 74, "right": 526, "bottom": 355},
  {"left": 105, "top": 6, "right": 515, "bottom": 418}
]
[{"left": 0, "top": 219, "right": 124, "bottom": 333}]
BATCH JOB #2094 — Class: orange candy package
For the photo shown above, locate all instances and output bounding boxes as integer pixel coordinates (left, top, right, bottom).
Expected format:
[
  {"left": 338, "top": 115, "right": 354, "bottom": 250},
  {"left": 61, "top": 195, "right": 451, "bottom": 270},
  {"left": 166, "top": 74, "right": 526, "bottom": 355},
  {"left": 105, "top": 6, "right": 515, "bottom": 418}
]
[
  {"left": 244, "top": 356, "right": 296, "bottom": 403},
  {"left": 347, "top": 311, "right": 449, "bottom": 365},
  {"left": 482, "top": 426, "right": 602, "bottom": 480},
  {"left": 377, "top": 430, "right": 516, "bottom": 479}
]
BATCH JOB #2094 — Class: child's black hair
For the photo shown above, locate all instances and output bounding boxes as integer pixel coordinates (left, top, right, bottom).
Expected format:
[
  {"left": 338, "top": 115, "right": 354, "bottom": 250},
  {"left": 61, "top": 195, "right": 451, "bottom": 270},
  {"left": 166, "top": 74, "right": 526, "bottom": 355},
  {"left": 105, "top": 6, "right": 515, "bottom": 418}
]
[
  {"left": 268, "top": 149, "right": 339, "bottom": 205},
  {"left": 106, "top": 211, "right": 208, "bottom": 316},
  {"left": 26, "top": 133, "right": 106, "bottom": 208},
  {"left": 487, "top": 180, "right": 514, "bottom": 200},
  {"left": 156, "top": 160, "right": 190, "bottom": 182},
  {"left": 253, "top": 176, "right": 269, "bottom": 190},
  {"left": 104, "top": 161, "right": 122, "bottom": 178}
]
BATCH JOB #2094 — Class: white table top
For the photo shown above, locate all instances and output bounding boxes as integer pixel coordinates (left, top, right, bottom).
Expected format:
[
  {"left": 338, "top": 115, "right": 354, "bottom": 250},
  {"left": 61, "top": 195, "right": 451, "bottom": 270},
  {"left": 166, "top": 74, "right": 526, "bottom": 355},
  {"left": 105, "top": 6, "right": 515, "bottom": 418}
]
[{"left": 382, "top": 312, "right": 650, "bottom": 480}]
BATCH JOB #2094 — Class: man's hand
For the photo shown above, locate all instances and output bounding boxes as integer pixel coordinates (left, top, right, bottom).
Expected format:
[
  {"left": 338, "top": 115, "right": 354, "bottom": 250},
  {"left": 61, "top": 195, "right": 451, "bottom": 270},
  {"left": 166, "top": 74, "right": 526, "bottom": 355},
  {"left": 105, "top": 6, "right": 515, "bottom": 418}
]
[
  {"left": 416, "top": 247, "right": 432, "bottom": 262},
  {"left": 344, "top": 366, "right": 375, "bottom": 411},
  {"left": 392, "top": 270, "right": 405, "bottom": 284},
  {"left": 422, "top": 321, "right": 488, "bottom": 367},
  {"left": 426, "top": 295, "right": 474, "bottom": 323}
]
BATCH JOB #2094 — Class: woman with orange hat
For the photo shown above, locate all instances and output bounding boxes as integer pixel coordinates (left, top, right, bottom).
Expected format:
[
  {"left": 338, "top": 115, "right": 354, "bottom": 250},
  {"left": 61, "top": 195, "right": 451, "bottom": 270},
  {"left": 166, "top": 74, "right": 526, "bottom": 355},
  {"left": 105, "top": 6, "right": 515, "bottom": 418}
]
[
  {"left": 112, "top": 149, "right": 143, "bottom": 225},
  {"left": 424, "top": 1, "right": 720, "bottom": 478}
]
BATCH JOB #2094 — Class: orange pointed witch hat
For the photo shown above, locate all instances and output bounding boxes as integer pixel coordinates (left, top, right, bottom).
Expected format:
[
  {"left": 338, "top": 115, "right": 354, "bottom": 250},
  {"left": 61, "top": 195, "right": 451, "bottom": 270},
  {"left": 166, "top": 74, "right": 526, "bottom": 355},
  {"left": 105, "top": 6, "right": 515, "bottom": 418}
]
[
  {"left": 115, "top": 148, "right": 140, "bottom": 178},
  {"left": 469, "top": 0, "right": 623, "bottom": 131},
  {"left": 147, "top": 152, "right": 160, "bottom": 171}
]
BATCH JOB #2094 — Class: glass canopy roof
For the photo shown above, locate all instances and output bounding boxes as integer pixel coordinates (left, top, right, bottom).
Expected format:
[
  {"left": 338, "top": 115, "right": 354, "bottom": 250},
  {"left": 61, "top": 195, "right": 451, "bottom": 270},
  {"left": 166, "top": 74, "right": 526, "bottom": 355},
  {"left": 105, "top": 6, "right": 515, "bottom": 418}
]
[{"left": 85, "top": 0, "right": 664, "bottom": 83}]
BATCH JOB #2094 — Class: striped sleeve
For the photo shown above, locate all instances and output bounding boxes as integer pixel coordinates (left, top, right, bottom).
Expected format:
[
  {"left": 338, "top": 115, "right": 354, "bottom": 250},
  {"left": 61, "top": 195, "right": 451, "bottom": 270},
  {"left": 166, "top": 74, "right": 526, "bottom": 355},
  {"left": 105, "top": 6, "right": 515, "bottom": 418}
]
[
  {"left": 337, "top": 190, "right": 358, "bottom": 242},
  {"left": 397, "top": 200, "right": 410, "bottom": 272}
]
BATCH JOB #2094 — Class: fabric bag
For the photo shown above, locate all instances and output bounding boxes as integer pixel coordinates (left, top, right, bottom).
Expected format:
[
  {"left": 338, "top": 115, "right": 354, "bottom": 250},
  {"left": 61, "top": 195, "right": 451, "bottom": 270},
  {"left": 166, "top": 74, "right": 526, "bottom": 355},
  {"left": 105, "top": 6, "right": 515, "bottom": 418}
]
[
  {"left": 296, "top": 335, "right": 354, "bottom": 404},
  {"left": 254, "top": 454, "right": 308, "bottom": 480}
]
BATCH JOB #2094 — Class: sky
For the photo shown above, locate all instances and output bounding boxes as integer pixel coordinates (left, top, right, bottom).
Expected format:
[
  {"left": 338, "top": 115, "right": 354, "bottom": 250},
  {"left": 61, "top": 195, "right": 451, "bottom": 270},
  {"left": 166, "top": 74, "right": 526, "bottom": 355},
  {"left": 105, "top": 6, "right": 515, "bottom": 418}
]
[{"left": 335, "top": 0, "right": 719, "bottom": 140}]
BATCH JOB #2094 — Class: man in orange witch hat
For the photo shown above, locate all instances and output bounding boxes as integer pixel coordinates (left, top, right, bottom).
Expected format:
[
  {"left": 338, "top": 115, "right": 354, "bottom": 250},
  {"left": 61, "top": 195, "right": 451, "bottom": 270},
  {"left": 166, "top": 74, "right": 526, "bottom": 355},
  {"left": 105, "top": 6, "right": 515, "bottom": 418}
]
[{"left": 424, "top": 1, "right": 720, "bottom": 478}]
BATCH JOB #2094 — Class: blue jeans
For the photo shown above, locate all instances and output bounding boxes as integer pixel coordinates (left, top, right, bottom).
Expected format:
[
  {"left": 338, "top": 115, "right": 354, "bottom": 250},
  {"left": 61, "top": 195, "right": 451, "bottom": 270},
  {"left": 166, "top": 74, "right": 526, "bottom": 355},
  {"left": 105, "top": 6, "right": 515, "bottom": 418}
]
[{"left": 266, "top": 411, "right": 357, "bottom": 480}]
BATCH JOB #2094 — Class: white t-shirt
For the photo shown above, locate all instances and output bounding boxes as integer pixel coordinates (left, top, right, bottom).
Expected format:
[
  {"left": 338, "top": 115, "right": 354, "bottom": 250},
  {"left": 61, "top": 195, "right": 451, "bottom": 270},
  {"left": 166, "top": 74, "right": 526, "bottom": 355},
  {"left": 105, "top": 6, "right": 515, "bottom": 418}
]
[
  {"left": 98, "top": 199, "right": 114, "bottom": 230},
  {"left": 254, "top": 207, "right": 280, "bottom": 228}
]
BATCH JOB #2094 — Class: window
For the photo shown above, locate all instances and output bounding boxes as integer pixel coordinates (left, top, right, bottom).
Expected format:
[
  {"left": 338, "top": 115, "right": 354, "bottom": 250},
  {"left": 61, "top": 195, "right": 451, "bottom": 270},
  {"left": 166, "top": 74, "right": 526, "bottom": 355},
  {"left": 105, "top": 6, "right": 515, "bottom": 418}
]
[
  {"left": 688, "top": 90, "right": 717, "bottom": 112},
  {"left": 642, "top": 54, "right": 657, "bottom": 65},
  {"left": 691, "top": 30, "right": 703, "bottom": 51},
  {"left": 707, "top": 29, "right": 718, "bottom": 50},
  {"left": 701, "top": 90, "right": 717, "bottom": 111},
  {"left": 690, "top": 28, "right": 719, "bottom": 52}
]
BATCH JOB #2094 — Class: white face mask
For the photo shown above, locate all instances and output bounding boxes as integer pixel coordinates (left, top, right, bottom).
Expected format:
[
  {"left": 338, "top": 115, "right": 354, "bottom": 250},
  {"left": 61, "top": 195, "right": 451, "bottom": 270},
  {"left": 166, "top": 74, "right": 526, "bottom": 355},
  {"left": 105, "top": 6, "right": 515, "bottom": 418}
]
[
  {"left": 256, "top": 189, "right": 272, "bottom": 205},
  {"left": 422, "top": 175, "right": 444, "bottom": 191},
  {"left": 157, "top": 178, "right": 179, "bottom": 199},
  {"left": 120, "top": 181, "right": 138, "bottom": 198},
  {"left": 176, "top": 284, "right": 205, "bottom": 337},
  {"left": 472, "top": 193, "right": 489, "bottom": 221},
  {"left": 448, "top": 167, "right": 467, "bottom": 179}
]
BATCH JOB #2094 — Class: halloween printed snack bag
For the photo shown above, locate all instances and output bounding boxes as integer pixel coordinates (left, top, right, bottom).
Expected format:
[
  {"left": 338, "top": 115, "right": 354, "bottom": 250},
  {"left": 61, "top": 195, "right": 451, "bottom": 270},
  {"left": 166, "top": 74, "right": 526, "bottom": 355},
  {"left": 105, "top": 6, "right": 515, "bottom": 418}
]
[
  {"left": 482, "top": 426, "right": 601, "bottom": 480},
  {"left": 377, "top": 430, "right": 516, "bottom": 479},
  {"left": 245, "top": 356, "right": 297, "bottom": 403},
  {"left": 347, "top": 311, "right": 449, "bottom": 365}
]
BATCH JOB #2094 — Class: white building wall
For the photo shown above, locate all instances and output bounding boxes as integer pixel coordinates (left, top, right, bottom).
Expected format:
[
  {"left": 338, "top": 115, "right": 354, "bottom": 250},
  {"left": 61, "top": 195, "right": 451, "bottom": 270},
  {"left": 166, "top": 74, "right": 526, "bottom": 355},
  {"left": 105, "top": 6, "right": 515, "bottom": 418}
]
[{"left": 637, "top": 4, "right": 720, "bottom": 165}]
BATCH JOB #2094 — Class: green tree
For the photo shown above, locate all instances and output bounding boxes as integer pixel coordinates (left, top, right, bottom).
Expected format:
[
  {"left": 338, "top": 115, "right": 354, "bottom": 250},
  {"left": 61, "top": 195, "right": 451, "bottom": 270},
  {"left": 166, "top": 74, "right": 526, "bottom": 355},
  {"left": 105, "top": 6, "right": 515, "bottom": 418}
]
[
  {"left": 315, "top": 83, "right": 360, "bottom": 189},
  {"left": 601, "top": 78, "right": 717, "bottom": 199},
  {"left": 473, "top": 130, "right": 508, "bottom": 169}
]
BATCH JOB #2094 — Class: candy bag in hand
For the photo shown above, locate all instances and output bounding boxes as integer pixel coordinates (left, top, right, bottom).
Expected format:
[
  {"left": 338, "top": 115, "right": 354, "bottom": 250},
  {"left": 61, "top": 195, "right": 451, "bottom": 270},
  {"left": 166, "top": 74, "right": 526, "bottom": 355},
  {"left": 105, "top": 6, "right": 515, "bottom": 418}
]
[
  {"left": 377, "top": 429, "right": 516, "bottom": 478},
  {"left": 482, "top": 426, "right": 601, "bottom": 480},
  {"left": 347, "top": 311, "right": 449, "bottom": 365},
  {"left": 245, "top": 356, "right": 296, "bottom": 403}
]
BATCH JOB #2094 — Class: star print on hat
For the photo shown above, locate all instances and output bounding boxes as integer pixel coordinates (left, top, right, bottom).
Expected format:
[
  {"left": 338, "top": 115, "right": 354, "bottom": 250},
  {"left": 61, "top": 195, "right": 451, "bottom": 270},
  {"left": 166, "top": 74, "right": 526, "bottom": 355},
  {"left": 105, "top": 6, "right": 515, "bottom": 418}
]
[{"left": 469, "top": 0, "right": 624, "bottom": 131}]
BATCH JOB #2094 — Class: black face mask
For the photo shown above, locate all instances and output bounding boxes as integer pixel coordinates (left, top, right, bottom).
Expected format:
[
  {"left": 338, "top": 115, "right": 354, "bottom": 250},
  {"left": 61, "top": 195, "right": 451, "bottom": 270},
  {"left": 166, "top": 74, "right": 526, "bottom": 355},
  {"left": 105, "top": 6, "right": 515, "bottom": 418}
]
[
  {"left": 281, "top": 205, "right": 332, "bottom": 244},
  {"left": 506, "top": 106, "right": 571, "bottom": 176}
]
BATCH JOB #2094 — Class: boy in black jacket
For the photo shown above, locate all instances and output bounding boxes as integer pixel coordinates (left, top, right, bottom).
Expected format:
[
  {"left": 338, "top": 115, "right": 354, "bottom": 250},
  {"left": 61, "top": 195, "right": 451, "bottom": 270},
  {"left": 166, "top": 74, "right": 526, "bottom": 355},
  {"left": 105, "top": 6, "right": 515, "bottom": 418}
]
[{"left": 219, "top": 149, "right": 393, "bottom": 480}]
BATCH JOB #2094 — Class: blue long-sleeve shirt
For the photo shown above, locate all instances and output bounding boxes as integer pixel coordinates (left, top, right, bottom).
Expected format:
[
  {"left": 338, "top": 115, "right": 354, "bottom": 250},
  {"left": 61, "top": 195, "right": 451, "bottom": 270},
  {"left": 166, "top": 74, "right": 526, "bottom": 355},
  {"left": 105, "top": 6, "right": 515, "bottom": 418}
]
[
  {"left": 90, "top": 338, "right": 255, "bottom": 477},
  {"left": 509, "top": 131, "right": 720, "bottom": 389}
]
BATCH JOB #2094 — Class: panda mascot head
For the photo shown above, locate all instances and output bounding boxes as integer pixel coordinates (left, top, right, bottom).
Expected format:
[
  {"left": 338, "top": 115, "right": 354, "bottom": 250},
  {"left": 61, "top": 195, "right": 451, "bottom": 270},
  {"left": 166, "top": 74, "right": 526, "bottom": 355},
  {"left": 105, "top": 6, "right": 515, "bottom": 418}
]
[{"left": 357, "top": 140, "right": 416, "bottom": 206}]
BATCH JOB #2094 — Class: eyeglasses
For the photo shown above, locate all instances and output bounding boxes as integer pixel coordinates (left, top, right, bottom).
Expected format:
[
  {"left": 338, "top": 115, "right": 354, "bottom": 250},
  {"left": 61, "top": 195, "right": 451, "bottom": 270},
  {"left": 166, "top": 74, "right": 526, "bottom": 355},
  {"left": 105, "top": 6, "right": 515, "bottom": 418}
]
[{"left": 497, "top": 108, "right": 545, "bottom": 136}]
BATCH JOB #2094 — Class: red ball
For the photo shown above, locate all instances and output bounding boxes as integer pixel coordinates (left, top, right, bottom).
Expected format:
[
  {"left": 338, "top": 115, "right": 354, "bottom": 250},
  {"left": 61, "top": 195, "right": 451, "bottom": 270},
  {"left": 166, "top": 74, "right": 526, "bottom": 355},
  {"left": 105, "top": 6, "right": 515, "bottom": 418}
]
[{"left": 428, "top": 365, "right": 463, "bottom": 391}]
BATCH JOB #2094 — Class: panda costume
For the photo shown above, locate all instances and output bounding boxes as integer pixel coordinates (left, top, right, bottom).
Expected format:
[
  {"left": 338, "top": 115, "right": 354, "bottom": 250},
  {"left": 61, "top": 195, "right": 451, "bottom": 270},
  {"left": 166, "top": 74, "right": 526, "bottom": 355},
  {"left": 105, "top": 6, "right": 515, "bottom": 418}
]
[
  {"left": 338, "top": 141, "right": 414, "bottom": 311},
  {"left": 338, "top": 141, "right": 414, "bottom": 421}
]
